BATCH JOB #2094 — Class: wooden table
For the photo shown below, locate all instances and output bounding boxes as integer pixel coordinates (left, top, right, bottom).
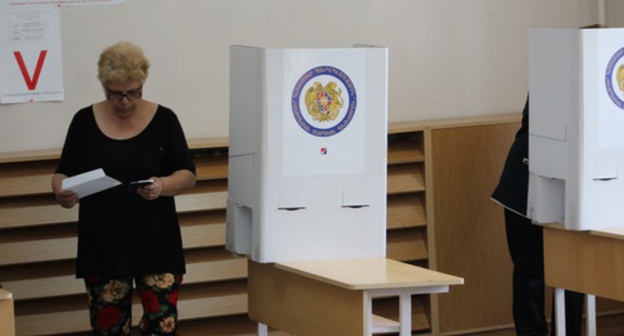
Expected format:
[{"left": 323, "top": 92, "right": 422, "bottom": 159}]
[
  {"left": 0, "top": 289, "right": 16, "bottom": 336},
  {"left": 248, "top": 258, "right": 463, "bottom": 336},
  {"left": 543, "top": 225, "right": 624, "bottom": 336}
]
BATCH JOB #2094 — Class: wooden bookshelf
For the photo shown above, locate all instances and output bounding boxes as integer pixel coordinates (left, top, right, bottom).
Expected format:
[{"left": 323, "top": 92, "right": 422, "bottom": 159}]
[{"left": 3, "top": 114, "right": 621, "bottom": 336}]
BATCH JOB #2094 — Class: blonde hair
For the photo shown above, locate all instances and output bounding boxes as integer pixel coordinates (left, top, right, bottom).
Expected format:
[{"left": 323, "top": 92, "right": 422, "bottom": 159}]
[{"left": 97, "top": 41, "right": 150, "bottom": 85}]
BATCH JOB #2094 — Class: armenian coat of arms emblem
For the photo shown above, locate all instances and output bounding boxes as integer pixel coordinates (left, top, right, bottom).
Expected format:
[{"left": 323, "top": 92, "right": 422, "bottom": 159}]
[
  {"left": 606, "top": 47, "right": 624, "bottom": 109},
  {"left": 291, "top": 65, "right": 357, "bottom": 137},
  {"left": 304, "top": 81, "right": 344, "bottom": 122}
]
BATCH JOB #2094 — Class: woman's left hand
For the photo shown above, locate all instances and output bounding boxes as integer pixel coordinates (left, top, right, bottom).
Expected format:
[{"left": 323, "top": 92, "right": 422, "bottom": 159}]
[{"left": 137, "top": 177, "right": 162, "bottom": 200}]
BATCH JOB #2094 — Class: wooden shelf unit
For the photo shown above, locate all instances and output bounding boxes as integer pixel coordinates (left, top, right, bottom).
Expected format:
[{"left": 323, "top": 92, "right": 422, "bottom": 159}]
[
  {"left": 0, "top": 139, "right": 249, "bottom": 336},
  {"left": 5, "top": 114, "right": 621, "bottom": 336},
  {"left": 0, "top": 118, "right": 508, "bottom": 336},
  {"left": 375, "top": 127, "right": 431, "bottom": 332}
]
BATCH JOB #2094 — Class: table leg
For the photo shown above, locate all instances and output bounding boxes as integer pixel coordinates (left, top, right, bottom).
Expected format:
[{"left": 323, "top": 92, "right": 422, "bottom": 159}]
[
  {"left": 257, "top": 322, "right": 268, "bottom": 336},
  {"left": 554, "top": 288, "right": 566, "bottom": 336},
  {"left": 363, "top": 291, "right": 374, "bottom": 336},
  {"left": 399, "top": 293, "right": 411, "bottom": 336},
  {"left": 586, "top": 294, "right": 596, "bottom": 336},
  {"left": 362, "top": 291, "right": 373, "bottom": 336}
]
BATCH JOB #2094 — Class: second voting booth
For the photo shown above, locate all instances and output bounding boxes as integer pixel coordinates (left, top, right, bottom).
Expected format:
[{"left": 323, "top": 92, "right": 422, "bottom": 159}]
[
  {"left": 528, "top": 27, "right": 624, "bottom": 336},
  {"left": 528, "top": 27, "right": 624, "bottom": 231}
]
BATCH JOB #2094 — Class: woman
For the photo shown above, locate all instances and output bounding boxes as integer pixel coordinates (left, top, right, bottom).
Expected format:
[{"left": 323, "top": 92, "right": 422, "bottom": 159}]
[{"left": 52, "top": 41, "right": 196, "bottom": 335}]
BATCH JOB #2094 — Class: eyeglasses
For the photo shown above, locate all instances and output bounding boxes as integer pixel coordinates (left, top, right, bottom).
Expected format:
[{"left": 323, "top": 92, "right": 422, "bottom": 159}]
[{"left": 105, "top": 86, "right": 143, "bottom": 101}]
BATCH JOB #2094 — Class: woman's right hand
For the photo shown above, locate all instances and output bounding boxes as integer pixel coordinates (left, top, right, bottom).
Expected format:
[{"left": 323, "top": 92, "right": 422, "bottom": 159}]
[
  {"left": 52, "top": 173, "right": 78, "bottom": 209},
  {"left": 54, "top": 189, "right": 79, "bottom": 209}
]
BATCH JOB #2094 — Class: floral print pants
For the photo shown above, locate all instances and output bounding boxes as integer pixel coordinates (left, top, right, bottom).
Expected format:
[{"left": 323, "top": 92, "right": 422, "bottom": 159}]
[{"left": 84, "top": 274, "right": 183, "bottom": 336}]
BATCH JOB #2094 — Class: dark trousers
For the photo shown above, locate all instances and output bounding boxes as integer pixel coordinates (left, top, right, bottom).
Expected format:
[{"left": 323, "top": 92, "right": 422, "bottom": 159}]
[{"left": 504, "top": 210, "right": 584, "bottom": 336}]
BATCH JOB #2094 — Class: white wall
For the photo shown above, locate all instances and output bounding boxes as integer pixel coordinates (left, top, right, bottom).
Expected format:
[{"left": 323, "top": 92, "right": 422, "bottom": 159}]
[
  {"left": 607, "top": 0, "right": 624, "bottom": 26},
  {"left": 0, "top": 0, "right": 601, "bottom": 153}
]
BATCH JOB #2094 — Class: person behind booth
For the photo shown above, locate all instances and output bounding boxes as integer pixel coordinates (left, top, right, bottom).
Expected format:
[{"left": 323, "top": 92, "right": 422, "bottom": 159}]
[
  {"left": 491, "top": 97, "right": 584, "bottom": 336},
  {"left": 51, "top": 41, "right": 196, "bottom": 335}
]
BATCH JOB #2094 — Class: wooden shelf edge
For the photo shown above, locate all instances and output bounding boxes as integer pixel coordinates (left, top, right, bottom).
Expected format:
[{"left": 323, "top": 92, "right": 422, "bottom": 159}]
[
  {"left": 187, "top": 137, "right": 229, "bottom": 149},
  {"left": 372, "top": 314, "right": 400, "bottom": 333},
  {"left": 0, "top": 148, "right": 61, "bottom": 164},
  {"left": 421, "top": 112, "right": 521, "bottom": 130},
  {"left": 0, "top": 115, "right": 519, "bottom": 164},
  {"left": 388, "top": 113, "right": 520, "bottom": 134},
  {"left": 0, "top": 137, "right": 229, "bottom": 164}
]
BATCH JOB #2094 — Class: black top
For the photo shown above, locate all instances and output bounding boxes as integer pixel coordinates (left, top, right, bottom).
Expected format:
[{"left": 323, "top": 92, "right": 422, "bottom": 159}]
[
  {"left": 56, "top": 105, "right": 196, "bottom": 278},
  {"left": 491, "top": 97, "right": 529, "bottom": 216}
]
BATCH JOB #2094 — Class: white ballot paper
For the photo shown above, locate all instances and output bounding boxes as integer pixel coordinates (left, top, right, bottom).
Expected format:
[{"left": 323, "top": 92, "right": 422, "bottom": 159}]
[{"left": 62, "top": 168, "right": 121, "bottom": 198}]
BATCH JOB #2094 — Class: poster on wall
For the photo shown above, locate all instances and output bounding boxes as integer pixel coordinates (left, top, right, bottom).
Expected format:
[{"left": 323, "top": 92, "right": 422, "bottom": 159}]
[
  {"left": 0, "top": 0, "right": 124, "bottom": 6},
  {"left": 0, "top": 6, "right": 64, "bottom": 104}
]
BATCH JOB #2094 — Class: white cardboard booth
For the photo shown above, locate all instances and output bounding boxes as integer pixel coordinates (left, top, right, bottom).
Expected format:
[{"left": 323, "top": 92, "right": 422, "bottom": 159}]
[
  {"left": 226, "top": 45, "right": 388, "bottom": 262},
  {"left": 528, "top": 27, "right": 624, "bottom": 231}
]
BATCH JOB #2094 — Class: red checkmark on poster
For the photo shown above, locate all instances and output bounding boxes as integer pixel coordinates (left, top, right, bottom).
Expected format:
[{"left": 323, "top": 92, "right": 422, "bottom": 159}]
[{"left": 13, "top": 50, "right": 48, "bottom": 91}]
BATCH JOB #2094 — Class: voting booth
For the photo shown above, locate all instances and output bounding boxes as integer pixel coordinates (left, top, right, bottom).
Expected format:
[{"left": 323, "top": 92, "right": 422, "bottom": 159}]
[
  {"left": 528, "top": 28, "right": 624, "bottom": 230},
  {"left": 226, "top": 45, "right": 388, "bottom": 262}
]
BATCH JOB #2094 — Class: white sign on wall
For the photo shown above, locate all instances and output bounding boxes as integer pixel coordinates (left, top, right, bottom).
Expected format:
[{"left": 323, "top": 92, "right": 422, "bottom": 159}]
[{"left": 0, "top": 6, "right": 64, "bottom": 104}]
